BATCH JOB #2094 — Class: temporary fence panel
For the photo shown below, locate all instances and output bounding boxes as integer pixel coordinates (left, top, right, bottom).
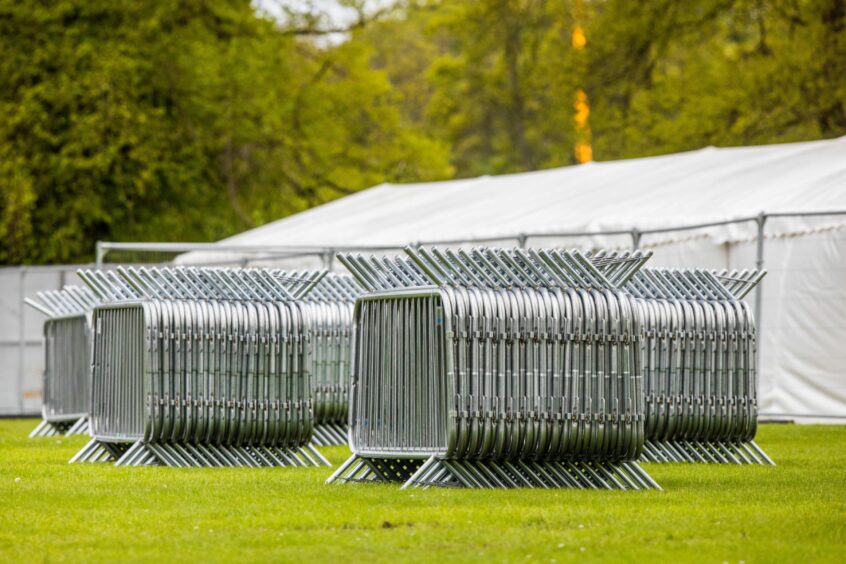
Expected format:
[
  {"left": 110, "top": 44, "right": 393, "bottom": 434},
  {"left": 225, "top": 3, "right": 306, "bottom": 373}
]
[
  {"left": 69, "top": 266, "right": 331, "bottom": 468},
  {"left": 327, "top": 247, "right": 662, "bottom": 490},
  {"left": 590, "top": 252, "right": 774, "bottom": 465},
  {"left": 24, "top": 286, "right": 100, "bottom": 437},
  {"left": 295, "top": 272, "right": 363, "bottom": 446}
]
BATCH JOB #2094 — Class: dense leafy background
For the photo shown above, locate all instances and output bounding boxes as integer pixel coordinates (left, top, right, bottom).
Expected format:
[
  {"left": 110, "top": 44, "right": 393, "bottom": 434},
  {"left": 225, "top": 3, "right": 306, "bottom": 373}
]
[{"left": 1, "top": 0, "right": 844, "bottom": 264}]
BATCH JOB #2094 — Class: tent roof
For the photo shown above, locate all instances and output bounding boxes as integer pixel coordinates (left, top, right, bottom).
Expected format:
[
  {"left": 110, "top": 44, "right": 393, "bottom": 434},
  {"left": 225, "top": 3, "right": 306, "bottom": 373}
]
[{"left": 212, "top": 136, "right": 846, "bottom": 250}]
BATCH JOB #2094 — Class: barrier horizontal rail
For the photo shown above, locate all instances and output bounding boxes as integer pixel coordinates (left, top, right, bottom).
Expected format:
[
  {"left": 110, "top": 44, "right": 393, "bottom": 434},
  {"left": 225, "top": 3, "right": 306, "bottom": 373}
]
[
  {"left": 70, "top": 266, "right": 331, "bottom": 468},
  {"left": 327, "top": 247, "right": 662, "bottom": 490},
  {"left": 24, "top": 286, "right": 100, "bottom": 438},
  {"left": 589, "top": 251, "right": 774, "bottom": 465}
]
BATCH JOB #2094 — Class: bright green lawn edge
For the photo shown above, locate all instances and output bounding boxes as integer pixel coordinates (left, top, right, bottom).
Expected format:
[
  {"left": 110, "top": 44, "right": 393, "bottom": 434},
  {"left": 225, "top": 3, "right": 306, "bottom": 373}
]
[{"left": 1, "top": 420, "right": 844, "bottom": 563}]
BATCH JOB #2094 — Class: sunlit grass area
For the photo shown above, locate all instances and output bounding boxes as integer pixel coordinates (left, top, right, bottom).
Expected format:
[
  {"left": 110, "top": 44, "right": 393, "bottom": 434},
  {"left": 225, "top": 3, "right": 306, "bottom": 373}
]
[{"left": 1, "top": 420, "right": 844, "bottom": 562}]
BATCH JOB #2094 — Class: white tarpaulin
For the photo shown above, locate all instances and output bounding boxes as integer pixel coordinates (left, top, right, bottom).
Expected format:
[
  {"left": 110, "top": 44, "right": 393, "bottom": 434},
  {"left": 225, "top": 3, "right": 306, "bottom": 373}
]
[
  {"left": 181, "top": 137, "right": 846, "bottom": 420},
  {"left": 192, "top": 136, "right": 846, "bottom": 250}
]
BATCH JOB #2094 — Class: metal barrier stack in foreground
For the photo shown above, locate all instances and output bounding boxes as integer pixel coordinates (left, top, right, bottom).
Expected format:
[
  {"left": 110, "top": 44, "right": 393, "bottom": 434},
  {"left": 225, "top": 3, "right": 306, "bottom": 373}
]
[
  {"left": 69, "top": 266, "right": 331, "bottom": 468},
  {"left": 297, "top": 272, "right": 363, "bottom": 446},
  {"left": 24, "top": 286, "right": 100, "bottom": 437},
  {"left": 591, "top": 251, "right": 774, "bottom": 465},
  {"left": 327, "top": 247, "right": 662, "bottom": 490}
]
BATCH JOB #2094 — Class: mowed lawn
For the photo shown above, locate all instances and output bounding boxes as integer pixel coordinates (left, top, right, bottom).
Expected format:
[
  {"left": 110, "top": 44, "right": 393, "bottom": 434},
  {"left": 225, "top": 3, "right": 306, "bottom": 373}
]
[{"left": 1, "top": 420, "right": 844, "bottom": 563}]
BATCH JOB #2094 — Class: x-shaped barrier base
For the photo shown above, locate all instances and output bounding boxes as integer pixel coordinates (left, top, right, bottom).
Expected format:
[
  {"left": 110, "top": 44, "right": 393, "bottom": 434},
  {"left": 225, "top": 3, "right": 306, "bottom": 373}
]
[
  {"left": 641, "top": 440, "right": 775, "bottom": 465},
  {"left": 326, "top": 455, "right": 662, "bottom": 491},
  {"left": 29, "top": 417, "right": 88, "bottom": 438},
  {"left": 70, "top": 439, "right": 332, "bottom": 468},
  {"left": 311, "top": 423, "right": 348, "bottom": 447}
]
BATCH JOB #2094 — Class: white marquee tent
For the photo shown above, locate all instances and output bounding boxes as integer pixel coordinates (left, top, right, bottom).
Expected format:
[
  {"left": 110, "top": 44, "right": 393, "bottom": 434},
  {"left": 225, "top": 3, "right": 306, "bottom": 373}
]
[
  {"left": 181, "top": 136, "right": 846, "bottom": 421},
  {"left": 5, "top": 138, "right": 842, "bottom": 416},
  {"left": 183, "top": 136, "right": 843, "bottom": 248}
]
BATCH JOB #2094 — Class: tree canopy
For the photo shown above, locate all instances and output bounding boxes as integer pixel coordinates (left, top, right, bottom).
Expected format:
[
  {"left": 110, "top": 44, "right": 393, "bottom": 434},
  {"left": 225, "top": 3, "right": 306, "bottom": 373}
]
[{"left": 1, "top": 0, "right": 843, "bottom": 264}]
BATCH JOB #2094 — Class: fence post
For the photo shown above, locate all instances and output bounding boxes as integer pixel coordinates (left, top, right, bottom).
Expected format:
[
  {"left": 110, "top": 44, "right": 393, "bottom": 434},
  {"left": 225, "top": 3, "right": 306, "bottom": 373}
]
[
  {"left": 517, "top": 234, "right": 527, "bottom": 248},
  {"left": 754, "top": 213, "right": 766, "bottom": 327},
  {"left": 631, "top": 228, "right": 641, "bottom": 249},
  {"left": 95, "top": 242, "right": 105, "bottom": 268},
  {"left": 17, "top": 267, "right": 25, "bottom": 412},
  {"left": 323, "top": 249, "right": 335, "bottom": 271}
]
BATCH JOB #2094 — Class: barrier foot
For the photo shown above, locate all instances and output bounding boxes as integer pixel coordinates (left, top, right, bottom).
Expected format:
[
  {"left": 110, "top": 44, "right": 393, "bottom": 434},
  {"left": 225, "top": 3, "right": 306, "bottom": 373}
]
[{"left": 640, "top": 440, "right": 776, "bottom": 465}]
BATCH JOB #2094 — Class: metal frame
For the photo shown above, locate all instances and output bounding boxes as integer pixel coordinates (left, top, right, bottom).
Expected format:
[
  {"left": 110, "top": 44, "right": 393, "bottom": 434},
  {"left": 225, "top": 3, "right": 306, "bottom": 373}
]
[
  {"left": 94, "top": 209, "right": 846, "bottom": 422},
  {"left": 296, "top": 272, "right": 364, "bottom": 446},
  {"left": 606, "top": 260, "right": 775, "bottom": 465},
  {"left": 0, "top": 263, "right": 97, "bottom": 417},
  {"left": 70, "top": 266, "right": 332, "bottom": 468},
  {"left": 24, "top": 286, "right": 100, "bottom": 437},
  {"left": 94, "top": 211, "right": 846, "bottom": 327},
  {"left": 327, "top": 247, "right": 662, "bottom": 490}
]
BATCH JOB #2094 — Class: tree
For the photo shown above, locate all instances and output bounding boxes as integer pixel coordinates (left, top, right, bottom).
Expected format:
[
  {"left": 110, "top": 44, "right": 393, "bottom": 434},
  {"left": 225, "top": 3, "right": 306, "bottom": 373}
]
[
  {"left": 2, "top": 0, "right": 843, "bottom": 264},
  {"left": 362, "top": 0, "right": 846, "bottom": 171},
  {"left": 585, "top": 0, "right": 846, "bottom": 158},
  {"left": 0, "top": 0, "right": 452, "bottom": 264},
  {"left": 423, "top": 0, "right": 580, "bottom": 176}
]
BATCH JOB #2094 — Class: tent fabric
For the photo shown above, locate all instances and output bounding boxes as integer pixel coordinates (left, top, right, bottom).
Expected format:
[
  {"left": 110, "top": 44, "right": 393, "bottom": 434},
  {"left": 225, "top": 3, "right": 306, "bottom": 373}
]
[
  {"left": 637, "top": 229, "right": 846, "bottom": 421},
  {"left": 201, "top": 136, "right": 846, "bottom": 250},
  {"left": 752, "top": 228, "right": 846, "bottom": 420},
  {"left": 181, "top": 136, "right": 846, "bottom": 420}
]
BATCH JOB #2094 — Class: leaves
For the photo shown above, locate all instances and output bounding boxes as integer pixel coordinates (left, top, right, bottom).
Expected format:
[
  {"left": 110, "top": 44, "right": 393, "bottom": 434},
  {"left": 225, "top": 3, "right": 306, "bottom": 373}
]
[
  {"left": 0, "top": 0, "right": 451, "bottom": 264},
  {"left": 1, "top": 0, "right": 843, "bottom": 264}
]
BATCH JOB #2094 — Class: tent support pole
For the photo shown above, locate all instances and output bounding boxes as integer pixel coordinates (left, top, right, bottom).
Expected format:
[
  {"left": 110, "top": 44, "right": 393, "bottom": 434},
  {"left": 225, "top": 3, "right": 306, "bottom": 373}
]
[
  {"left": 323, "top": 249, "right": 335, "bottom": 271},
  {"left": 95, "top": 241, "right": 105, "bottom": 268},
  {"left": 754, "top": 213, "right": 766, "bottom": 326}
]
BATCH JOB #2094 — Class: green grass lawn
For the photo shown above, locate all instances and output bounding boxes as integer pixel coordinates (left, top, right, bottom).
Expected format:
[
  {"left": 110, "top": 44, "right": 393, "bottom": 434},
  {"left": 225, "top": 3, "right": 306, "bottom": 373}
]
[{"left": 1, "top": 420, "right": 844, "bottom": 563}]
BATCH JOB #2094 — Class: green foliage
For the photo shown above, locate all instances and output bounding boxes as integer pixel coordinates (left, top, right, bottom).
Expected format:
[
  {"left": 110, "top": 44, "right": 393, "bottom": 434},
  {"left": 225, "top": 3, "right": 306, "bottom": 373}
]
[
  {"left": 1, "top": 0, "right": 844, "bottom": 264},
  {"left": 364, "top": 0, "right": 846, "bottom": 172},
  {"left": 585, "top": 0, "right": 846, "bottom": 158},
  {"left": 0, "top": 0, "right": 453, "bottom": 264},
  {"left": 361, "top": 1, "right": 580, "bottom": 177},
  {"left": 1, "top": 421, "right": 845, "bottom": 561}
]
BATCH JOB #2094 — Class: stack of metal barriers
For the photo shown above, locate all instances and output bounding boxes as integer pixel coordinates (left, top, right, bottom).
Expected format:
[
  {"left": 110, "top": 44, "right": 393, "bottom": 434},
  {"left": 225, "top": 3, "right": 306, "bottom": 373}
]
[
  {"left": 69, "top": 266, "right": 331, "bottom": 468},
  {"left": 590, "top": 251, "right": 774, "bottom": 465},
  {"left": 25, "top": 287, "right": 100, "bottom": 437},
  {"left": 296, "top": 272, "right": 363, "bottom": 446},
  {"left": 326, "top": 247, "right": 662, "bottom": 490}
]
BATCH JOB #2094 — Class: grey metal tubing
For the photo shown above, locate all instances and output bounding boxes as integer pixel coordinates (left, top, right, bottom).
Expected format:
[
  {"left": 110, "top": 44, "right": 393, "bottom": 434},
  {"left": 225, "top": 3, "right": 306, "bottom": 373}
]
[
  {"left": 25, "top": 286, "right": 101, "bottom": 438},
  {"left": 70, "top": 265, "right": 345, "bottom": 467},
  {"left": 609, "top": 264, "right": 775, "bottom": 465},
  {"left": 329, "top": 247, "right": 661, "bottom": 490}
]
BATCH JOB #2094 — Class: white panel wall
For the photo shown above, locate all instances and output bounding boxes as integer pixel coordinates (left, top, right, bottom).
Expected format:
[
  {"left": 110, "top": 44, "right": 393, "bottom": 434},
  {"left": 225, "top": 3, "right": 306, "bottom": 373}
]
[
  {"left": 637, "top": 228, "right": 846, "bottom": 419},
  {"left": 0, "top": 266, "right": 88, "bottom": 415},
  {"left": 732, "top": 227, "right": 846, "bottom": 418}
]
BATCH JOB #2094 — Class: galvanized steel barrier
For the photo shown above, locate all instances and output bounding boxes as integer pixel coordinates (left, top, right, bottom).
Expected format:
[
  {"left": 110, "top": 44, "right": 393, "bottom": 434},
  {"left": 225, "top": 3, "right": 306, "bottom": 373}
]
[
  {"left": 590, "top": 251, "right": 774, "bottom": 465},
  {"left": 69, "top": 266, "right": 331, "bottom": 467},
  {"left": 295, "top": 272, "right": 363, "bottom": 446},
  {"left": 326, "top": 247, "right": 662, "bottom": 490},
  {"left": 24, "top": 287, "right": 100, "bottom": 437}
]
